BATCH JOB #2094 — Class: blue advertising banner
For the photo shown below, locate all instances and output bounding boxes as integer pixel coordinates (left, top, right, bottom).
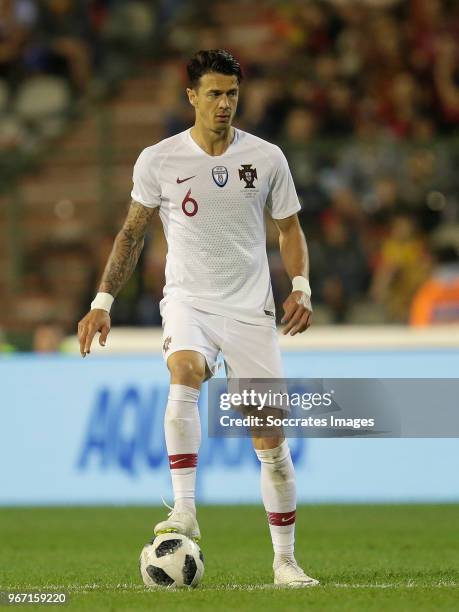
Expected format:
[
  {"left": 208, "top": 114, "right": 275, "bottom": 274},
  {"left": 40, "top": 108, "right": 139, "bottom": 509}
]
[{"left": 1, "top": 349, "right": 458, "bottom": 505}]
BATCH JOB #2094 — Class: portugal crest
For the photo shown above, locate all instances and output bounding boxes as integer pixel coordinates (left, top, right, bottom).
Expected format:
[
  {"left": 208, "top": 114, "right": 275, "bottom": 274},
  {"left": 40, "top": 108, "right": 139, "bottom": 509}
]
[
  {"left": 212, "top": 166, "right": 228, "bottom": 187},
  {"left": 239, "top": 164, "right": 257, "bottom": 188}
]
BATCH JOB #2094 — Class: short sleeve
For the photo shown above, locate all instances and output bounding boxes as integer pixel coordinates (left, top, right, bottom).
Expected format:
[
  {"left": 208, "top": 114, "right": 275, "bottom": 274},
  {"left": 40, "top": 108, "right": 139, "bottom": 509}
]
[
  {"left": 266, "top": 147, "right": 301, "bottom": 219},
  {"left": 131, "top": 148, "right": 161, "bottom": 208}
]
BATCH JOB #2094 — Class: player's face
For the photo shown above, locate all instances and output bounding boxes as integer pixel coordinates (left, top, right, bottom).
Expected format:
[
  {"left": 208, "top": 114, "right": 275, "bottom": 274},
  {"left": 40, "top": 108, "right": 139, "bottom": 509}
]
[{"left": 188, "top": 73, "right": 239, "bottom": 132}]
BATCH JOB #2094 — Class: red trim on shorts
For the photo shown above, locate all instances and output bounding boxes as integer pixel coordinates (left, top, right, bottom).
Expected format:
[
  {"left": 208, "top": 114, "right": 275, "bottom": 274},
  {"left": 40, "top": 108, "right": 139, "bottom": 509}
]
[
  {"left": 267, "top": 510, "right": 296, "bottom": 526},
  {"left": 168, "top": 453, "right": 198, "bottom": 469}
]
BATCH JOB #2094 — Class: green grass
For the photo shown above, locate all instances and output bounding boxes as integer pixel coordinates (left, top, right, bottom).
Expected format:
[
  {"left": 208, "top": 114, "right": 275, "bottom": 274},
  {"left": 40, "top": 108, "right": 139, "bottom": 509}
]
[{"left": 0, "top": 505, "right": 458, "bottom": 611}]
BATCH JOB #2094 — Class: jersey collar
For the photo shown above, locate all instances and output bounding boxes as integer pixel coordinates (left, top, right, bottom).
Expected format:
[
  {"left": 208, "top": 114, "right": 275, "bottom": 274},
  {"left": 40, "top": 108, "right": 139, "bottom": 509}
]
[{"left": 186, "top": 127, "right": 238, "bottom": 158}]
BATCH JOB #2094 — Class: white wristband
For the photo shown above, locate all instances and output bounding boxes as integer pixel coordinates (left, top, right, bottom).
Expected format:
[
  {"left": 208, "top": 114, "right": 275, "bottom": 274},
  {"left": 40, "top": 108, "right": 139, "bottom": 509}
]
[
  {"left": 292, "top": 276, "right": 311, "bottom": 298},
  {"left": 91, "top": 292, "right": 114, "bottom": 313}
]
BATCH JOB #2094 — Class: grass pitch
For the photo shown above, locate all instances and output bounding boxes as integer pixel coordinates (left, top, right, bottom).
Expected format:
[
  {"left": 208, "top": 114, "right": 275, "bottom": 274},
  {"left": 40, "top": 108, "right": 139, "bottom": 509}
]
[{"left": 0, "top": 505, "right": 458, "bottom": 611}]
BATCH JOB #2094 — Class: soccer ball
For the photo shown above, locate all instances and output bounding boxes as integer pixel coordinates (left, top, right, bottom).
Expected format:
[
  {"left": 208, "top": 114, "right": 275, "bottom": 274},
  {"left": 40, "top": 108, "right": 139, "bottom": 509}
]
[{"left": 139, "top": 533, "right": 204, "bottom": 588}]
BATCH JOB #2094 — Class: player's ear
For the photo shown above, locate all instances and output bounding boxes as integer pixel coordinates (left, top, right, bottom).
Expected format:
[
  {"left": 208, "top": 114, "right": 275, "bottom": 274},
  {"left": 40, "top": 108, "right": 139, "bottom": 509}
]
[{"left": 186, "top": 87, "right": 198, "bottom": 108}]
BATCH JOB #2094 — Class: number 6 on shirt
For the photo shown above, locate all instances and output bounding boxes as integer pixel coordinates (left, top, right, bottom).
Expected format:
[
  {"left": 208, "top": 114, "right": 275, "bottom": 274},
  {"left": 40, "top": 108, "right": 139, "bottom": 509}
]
[{"left": 182, "top": 189, "right": 198, "bottom": 217}]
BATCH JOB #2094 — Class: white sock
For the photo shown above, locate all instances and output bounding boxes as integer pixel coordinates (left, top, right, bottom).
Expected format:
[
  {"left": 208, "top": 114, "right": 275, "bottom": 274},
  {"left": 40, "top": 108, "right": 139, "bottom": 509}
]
[
  {"left": 164, "top": 384, "right": 201, "bottom": 515},
  {"left": 255, "top": 440, "right": 296, "bottom": 568}
]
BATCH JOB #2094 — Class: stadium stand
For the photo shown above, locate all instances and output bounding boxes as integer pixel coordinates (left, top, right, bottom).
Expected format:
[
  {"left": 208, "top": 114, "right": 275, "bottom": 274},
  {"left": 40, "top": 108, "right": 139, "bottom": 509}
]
[{"left": 1, "top": 0, "right": 459, "bottom": 350}]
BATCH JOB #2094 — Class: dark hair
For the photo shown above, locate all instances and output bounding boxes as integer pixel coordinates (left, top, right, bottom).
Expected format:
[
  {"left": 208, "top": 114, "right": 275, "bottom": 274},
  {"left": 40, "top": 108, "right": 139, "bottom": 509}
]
[{"left": 187, "top": 49, "right": 243, "bottom": 88}]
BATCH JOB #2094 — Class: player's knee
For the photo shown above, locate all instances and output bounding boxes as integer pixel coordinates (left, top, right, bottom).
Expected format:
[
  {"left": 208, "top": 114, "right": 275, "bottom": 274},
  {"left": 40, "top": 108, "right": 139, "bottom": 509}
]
[
  {"left": 252, "top": 435, "right": 285, "bottom": 451},
  {"left": 168, "top": 356, "right": 206, "bottom": 387}
]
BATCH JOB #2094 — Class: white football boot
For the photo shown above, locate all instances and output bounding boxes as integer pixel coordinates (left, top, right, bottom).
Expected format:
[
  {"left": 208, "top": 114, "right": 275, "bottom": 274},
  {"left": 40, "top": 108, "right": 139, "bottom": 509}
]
[
  {"left": 274, "top": 559, "right": 319, "bottom": 587},
  {"left": 153, "top": 500, "right": 201, "bottom": 543}
]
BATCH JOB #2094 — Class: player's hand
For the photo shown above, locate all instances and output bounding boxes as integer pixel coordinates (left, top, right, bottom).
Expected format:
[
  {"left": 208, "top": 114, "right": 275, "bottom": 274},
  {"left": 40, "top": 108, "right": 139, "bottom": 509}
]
[
  {"left": 281, "top": 291, "right": 312, "bottom": 336},
  {"left": 77, "top": 309, "right": 111, "bottom": 357}
]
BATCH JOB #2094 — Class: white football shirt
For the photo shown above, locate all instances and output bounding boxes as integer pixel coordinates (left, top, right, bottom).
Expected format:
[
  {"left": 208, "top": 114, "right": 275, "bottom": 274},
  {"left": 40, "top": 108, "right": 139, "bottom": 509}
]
[{"left": 131, "top": 127, "right": 301, "bottom": 326}]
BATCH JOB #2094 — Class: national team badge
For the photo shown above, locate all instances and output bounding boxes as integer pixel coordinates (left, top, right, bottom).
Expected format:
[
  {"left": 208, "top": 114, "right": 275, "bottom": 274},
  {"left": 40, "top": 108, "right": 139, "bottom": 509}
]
[
  {"left": 239, "top": 164, "right": 257, "bottom": 188},
  {"left": 212, "top": 166, "right": 228, "bottom": 187}
]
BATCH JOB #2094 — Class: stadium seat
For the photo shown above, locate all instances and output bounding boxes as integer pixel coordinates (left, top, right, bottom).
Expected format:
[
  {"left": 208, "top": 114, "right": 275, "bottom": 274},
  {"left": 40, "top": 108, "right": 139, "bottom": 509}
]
[
  {"left": 347, "top": 301, "right": 386, "bottom": 325},
  {"left": 0, "top": 80, "right": 10, "bottom": 115},
  {"left": 308, "top": 305, "right": 333, "bottom": 325},
  {"left": 102, "top": 2, "right": 155, "bottom": 48},
  {"left": 0, "top": 116, "right": 27, "bottom": 152},
  {"left": 14, "top": 76, "right": 71, "bottom": 123}
]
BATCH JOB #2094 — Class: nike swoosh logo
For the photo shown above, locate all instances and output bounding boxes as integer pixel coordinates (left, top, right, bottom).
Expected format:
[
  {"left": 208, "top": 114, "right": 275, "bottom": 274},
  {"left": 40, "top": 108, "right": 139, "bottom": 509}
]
[
  {"left": 176, "top": 175, "right": 196, "bottom": 184},
  {"left": 281, "top": 514, "right": 296, "bottom": 522},
  {"left": 170, "top": 458, "right": 188, "bottom": 465}
]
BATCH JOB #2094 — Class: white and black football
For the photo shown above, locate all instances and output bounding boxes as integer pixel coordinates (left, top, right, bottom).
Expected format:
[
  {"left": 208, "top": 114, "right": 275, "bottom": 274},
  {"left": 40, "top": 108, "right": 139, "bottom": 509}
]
[{"left": 139, "top": 533, "right": 204, "bottom": 588}]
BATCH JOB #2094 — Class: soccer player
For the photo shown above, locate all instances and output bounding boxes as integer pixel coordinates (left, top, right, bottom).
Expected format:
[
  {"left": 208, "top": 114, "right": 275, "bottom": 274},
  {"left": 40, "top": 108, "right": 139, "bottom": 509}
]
[{"left": 78, "top": 49, "right": 318, "bottom": 587}]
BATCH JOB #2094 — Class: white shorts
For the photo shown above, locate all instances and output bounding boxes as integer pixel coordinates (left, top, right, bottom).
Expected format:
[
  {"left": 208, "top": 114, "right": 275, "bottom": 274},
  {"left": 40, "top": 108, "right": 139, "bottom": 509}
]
[{"left": 161, "top": 301, "right": 284, "bottom": 379}]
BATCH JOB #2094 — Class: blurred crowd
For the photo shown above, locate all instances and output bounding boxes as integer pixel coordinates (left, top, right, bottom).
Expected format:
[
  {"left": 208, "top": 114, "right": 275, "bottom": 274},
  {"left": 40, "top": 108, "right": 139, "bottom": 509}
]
[
  {"left": 1, "top": 0, "right": 103, "bottom": 93},
  {"left": 118, "top": 0, "right": 459, "bottom": 328},
  {"left": 0, "top": 0, "right": 157, "bottom": 154},
  {"left": 2, "top": 0, "right": 459, "bottom": 351},
  {"left": 0, "top": 0, "right": 158, "bottom": 93}
]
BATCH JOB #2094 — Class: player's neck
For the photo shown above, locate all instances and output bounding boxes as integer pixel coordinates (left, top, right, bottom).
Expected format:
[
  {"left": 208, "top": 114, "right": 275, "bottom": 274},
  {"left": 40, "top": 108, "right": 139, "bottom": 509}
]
[{"left": 190, "top": 124, "right": 235, "bottom": 156}]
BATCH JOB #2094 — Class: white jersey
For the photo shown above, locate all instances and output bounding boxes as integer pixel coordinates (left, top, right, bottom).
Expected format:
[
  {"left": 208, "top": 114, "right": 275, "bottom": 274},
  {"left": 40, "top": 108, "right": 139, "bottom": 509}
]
[{"left": 131, "top": 127, "right": 301, "bottom": 326}]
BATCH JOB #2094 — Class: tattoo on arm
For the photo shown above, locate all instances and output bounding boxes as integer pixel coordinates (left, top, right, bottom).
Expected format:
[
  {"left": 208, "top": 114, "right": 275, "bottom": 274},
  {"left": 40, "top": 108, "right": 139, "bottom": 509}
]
[{"left": 99, "top": 200, "right": 158, "bottom": 297}]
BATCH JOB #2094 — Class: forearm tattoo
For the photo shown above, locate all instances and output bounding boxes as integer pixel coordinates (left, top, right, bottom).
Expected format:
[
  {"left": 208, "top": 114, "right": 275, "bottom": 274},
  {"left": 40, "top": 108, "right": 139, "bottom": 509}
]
[{"left": 99, "top": 201, "right": 157, "bottom": 296}]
